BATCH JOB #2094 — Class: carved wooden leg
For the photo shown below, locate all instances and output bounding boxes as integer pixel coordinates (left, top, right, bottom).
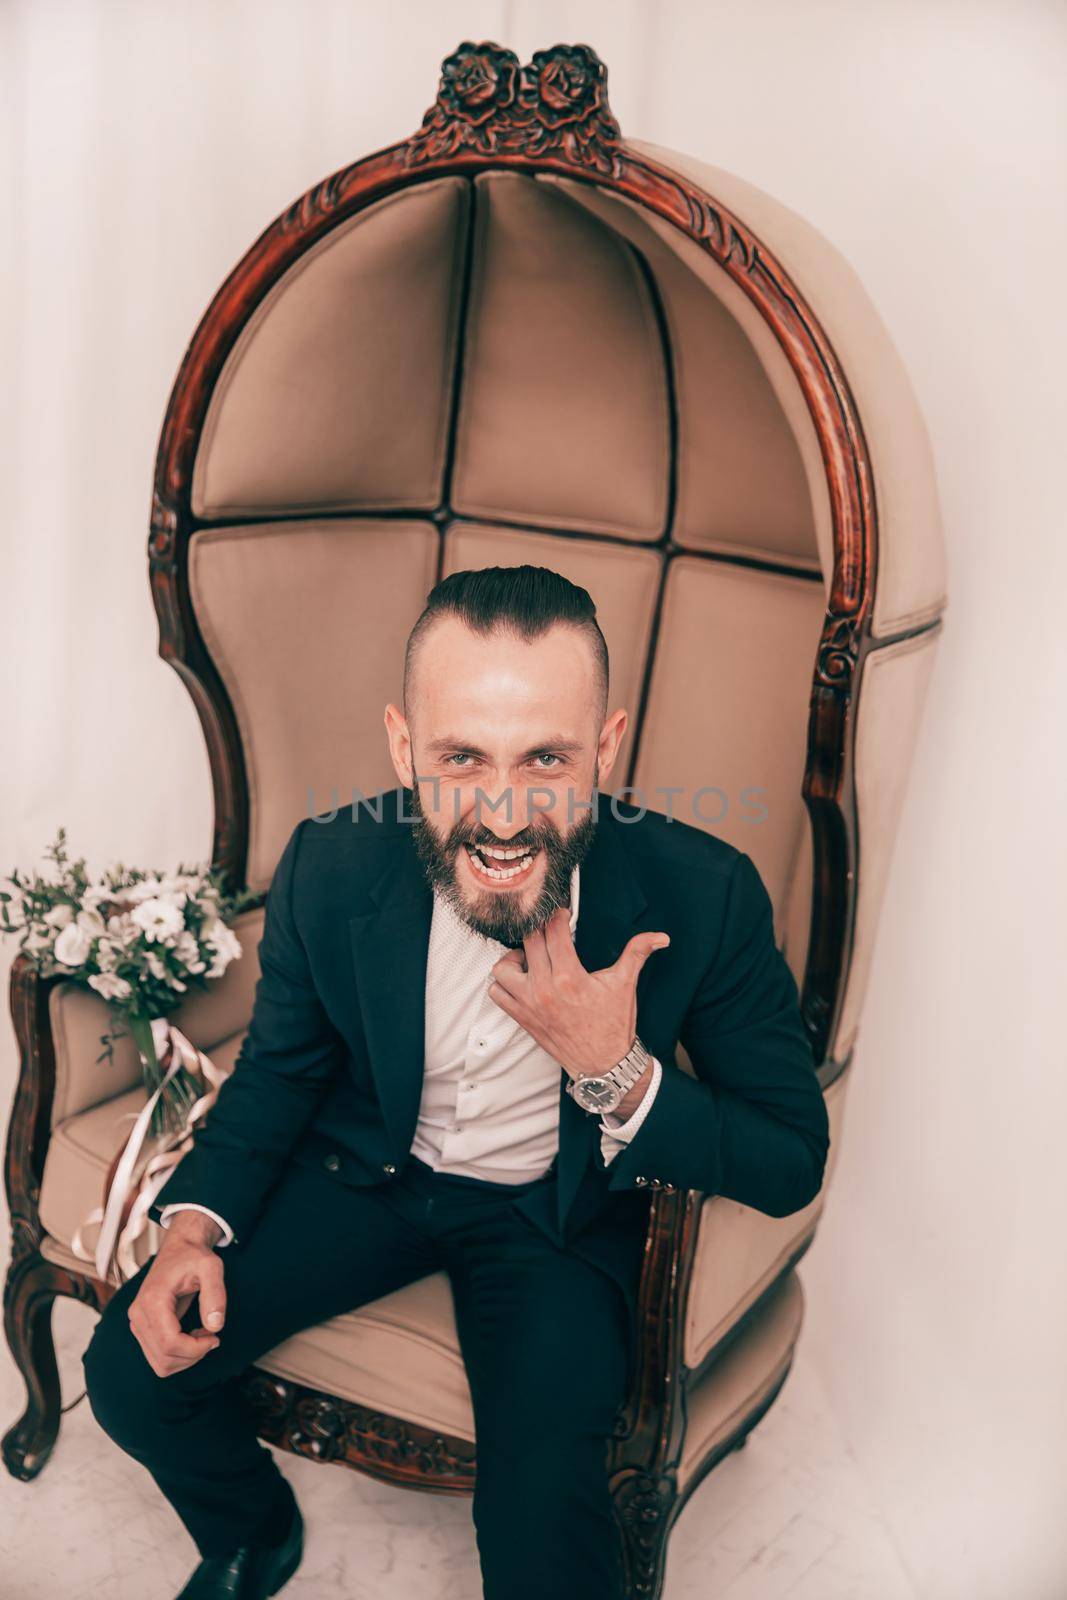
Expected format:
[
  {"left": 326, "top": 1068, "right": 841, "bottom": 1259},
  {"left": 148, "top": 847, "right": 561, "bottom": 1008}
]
[
  {"left": 2, "top": 1250, "right": 100, "bottom": 1481},
  {"left": 611, "top": 1466, "right": 678, "bottom": 1600}
]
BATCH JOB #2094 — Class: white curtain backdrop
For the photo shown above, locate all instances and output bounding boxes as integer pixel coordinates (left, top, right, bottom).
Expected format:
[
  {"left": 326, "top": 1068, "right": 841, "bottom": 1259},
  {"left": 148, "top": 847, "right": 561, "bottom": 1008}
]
[{"left": 2, "top": 3, "right": 1065, "bottom": 1596}]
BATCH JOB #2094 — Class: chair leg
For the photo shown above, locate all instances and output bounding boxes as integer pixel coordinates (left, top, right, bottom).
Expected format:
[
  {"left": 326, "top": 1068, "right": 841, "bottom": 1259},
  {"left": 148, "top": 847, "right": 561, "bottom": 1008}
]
[
  {"left": 612, "top": 1467, "right": 677, "bottom": 1600},
  {"left": 2, "top": 1249, "right": 96, "bottom": 1481}
]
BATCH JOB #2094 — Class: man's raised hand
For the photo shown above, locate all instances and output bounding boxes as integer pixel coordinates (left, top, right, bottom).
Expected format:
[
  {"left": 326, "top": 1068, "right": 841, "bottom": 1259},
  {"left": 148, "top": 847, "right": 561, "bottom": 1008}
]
[{"left": 488, "top": 906, "right": 669, "bottom": 1078}]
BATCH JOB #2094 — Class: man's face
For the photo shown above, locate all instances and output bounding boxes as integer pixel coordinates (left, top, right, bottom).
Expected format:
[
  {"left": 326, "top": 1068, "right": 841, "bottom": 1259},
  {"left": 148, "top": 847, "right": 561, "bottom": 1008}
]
[{"left": 385, "top": 617, "right": 626, "bottom": 944}]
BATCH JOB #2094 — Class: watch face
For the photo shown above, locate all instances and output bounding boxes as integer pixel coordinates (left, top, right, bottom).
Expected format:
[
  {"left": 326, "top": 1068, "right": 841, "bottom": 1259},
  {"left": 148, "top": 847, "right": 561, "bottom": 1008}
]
[{"left": 573, "top": 1076, "right": 622, "bottom": 1114}]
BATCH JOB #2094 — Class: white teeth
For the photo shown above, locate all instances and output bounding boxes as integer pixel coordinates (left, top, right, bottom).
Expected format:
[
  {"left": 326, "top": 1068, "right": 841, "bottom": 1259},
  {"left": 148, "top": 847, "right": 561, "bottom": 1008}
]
[{"left": 466, "top": 846, "right": 535, "bottom": 882}]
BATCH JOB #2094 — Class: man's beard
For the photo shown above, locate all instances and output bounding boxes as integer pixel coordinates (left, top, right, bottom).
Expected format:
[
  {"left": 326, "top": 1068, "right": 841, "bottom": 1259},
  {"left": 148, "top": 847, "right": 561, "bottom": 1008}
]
[{"left": 407, "top": 781, "right": 599, "bottom": 945}]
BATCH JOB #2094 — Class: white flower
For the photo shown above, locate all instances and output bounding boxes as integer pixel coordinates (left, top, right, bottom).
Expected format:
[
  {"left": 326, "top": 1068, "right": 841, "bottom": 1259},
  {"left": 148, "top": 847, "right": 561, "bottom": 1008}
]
[
  {"left": 76, "top": 907, "right": 106, "bottom": 937},
  {"left": 144, "top": 950, "right": 168, "bottom": 980},
  {"left": 96, "top": 939, "right": 119, "bottom": 973},
  {"left": 54, "top": 921, "right": 93, "bottom": 968},
  {"left": 123, "top": 877, "right": 164, "bottom": 904},
  {"left": 174, "top": 930, "right": 206, "bottom": 973},
  {"left": 88, "top": 971, "right": 132, "bottom": 1002},
  {"left": 130, "top": 896, "right": 185, "bottom": 944},
  {"left": 44, "top": 903, "right": 74, "bottom": 930},
  {"left": 204, "top": 922, "right": 242, "bottom": 977},
  {"left": 24, "top": 925, "right": 53, "bottom": 953},
  {"left": 107, "top": 912, "right": 138, "bottom": 945},
  {"left": 195, "top": 897, "right": 220, "bottom": 934}
]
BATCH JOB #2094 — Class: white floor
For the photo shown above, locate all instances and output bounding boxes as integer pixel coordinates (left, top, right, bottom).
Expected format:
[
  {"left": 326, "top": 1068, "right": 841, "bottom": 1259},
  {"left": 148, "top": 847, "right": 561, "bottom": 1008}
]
[{"left": 0, "top": 1276, "right": 921, "bottom": 1600}]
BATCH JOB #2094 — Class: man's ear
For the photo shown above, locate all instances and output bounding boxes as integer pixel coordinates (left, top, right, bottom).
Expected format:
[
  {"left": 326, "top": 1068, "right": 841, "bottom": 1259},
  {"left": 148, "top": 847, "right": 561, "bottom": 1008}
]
[
  {"left": 383, "top": 703, "right": 413, "bottom": 788},
  {"left": 595, "top": 708, "right": 629, "bottom": 789}
]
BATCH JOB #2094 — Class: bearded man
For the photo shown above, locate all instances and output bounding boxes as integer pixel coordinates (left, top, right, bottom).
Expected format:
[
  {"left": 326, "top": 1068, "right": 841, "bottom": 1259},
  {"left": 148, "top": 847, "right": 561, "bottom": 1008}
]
[{"left": 82, "top": 564, "right": 830, "bottom": 1600}]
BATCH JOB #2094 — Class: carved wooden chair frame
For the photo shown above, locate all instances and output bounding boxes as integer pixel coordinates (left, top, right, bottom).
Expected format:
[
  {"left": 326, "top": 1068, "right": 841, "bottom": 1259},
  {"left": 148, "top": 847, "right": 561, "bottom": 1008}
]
[{"left": 2, "top": 40, "right": 922, "bottom": 1598}]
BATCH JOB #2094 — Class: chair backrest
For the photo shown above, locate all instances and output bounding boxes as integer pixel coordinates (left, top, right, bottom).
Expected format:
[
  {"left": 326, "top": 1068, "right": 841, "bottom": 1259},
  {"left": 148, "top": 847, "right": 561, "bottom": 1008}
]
[{"left": 150, "top": 42, "right": 946, "bottom": 1070}]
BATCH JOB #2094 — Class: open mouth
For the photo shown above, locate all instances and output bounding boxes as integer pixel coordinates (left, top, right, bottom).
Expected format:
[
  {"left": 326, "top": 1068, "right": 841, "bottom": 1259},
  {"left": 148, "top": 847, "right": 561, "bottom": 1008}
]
[{"left": 463, "top": 841, "right": 541, "bottom": 885}]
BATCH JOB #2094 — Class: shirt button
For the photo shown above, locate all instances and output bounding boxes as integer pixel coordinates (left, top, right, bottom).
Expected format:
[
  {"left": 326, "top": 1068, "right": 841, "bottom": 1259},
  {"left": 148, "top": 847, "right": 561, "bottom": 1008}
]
[
  {"left": 634, "top": 1175, "right": 647, "bottom": 1186},
  {"left": 382, "top": 1163, "right": 397, "bottom": 1176},
  {"left": 323, "top": 1153, "right": 341, "bottom": 1173}
]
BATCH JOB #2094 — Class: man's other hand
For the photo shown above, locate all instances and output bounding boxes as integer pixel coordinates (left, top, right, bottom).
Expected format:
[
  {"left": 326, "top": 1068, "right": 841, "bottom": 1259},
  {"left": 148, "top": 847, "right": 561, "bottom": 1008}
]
[{"left": 128, "top": 1209, "right": 227, "bottom": 1377}]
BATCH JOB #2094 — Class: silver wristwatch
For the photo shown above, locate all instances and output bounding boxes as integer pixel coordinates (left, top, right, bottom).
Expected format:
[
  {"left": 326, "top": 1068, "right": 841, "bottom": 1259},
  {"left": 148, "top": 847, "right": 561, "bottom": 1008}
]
[{"left": 566, "top": 1036, "right": 651, "bottom": 1116}]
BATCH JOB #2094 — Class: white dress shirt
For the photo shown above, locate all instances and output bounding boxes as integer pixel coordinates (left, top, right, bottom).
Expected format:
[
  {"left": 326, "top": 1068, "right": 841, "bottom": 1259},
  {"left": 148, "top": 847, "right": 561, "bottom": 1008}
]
[{"left": 160, "top": 863, "right": 661, "bottom": 1246}]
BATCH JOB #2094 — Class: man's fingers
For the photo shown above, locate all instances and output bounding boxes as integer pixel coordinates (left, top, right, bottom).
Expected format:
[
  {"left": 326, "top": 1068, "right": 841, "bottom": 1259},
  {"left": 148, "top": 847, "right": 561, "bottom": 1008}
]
[
  {"left": 130, "top": 1258, "right": 224, "bottom": 1374},
  {"left": 138, "top": 1292, "right": 217, "bottom": 1359},
  {"left": 147, "top": 1333, "right": 218, "bottom": 1379},
  {"left": 490, "top": 948, "right": 527, "bottom": 997},
  {"left": 487, "top": 980, "right": 524, "bottom": 1023},
  {"left": 197, "top": 1255, "right": 227, "bottom": 1332},
  {"left": 542, "top": 906, "right": 583, "bottom": 975},
  {"left": 521, "top": 924, "right": 550, "bottom": 979},
  {"left": 613, "top": 930, "right": 671, "bottom": 982},
  {"left": 130, "top": 1301, "right": 219, "bottom": 1373}
]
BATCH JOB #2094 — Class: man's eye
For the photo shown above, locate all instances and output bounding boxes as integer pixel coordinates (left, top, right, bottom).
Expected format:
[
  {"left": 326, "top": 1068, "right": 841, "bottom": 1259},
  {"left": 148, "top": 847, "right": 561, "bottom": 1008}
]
[
  {"left": 446, "top": 753, "right": 474, "bottom": 767},
  {"left": 532, "top": 753, "right": 561, "bottom": 768}
]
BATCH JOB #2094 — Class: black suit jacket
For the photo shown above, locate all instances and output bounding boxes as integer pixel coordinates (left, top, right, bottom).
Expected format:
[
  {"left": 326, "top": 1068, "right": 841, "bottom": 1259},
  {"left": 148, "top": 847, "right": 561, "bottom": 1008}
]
[{"left": 152, "top": 787, "right": 830, "bottom": 1312}]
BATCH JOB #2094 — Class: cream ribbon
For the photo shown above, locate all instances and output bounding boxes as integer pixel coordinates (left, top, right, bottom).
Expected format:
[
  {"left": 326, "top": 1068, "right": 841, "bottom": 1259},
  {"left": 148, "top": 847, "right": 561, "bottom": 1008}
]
[{"left": 71, "top": 1018, "right": 232, "bottom": 1286}]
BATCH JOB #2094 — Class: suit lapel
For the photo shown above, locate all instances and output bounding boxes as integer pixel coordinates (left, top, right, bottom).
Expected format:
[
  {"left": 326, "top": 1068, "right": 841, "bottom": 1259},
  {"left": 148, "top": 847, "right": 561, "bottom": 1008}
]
[
  {"left": 555, "top": 809, "right": 649, "bottom": 1236},
  {"left": 348, "top": 832, "right": 433, "bottom": 1159}
]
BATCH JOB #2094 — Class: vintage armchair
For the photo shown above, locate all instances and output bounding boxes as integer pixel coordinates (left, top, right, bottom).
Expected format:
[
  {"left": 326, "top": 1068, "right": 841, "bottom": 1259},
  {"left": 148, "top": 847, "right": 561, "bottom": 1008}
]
[{"left": 3, "top": 42, "right": 946, "bottom": 1599}]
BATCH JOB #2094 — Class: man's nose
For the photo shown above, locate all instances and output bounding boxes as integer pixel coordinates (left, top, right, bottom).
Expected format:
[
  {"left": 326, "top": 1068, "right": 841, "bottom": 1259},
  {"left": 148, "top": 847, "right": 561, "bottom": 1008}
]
[
  {"left": 469, "top": 791, "right": 536, "bottom": 841},
  {"left": 478, "top": 817, "right": 530, "bottom": 844}
]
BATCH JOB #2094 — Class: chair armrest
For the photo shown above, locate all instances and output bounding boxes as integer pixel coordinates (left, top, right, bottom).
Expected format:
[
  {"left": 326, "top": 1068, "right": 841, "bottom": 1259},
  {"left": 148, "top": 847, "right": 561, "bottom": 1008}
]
[
  {"left": 610, "top": 1185, "right": 703, "bottom": 1472},
  {"left": 612, "top": 1056, "right": 841, "bottom": 1486},
  {"left": 6, "top": 956, "right": 63, "bottom": 1265},
  {"left": 48, "top": 984, "right": 142, "bottom": 1126},
  {"left": 681, "top": 1065, "right": 846, "bottom": 1372}
]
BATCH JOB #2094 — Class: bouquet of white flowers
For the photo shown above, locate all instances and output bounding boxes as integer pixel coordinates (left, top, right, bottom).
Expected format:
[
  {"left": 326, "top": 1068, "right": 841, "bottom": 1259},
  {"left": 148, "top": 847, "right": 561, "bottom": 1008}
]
[{"left": 1, "top": 828, "right": 256, "bottom": 1139}]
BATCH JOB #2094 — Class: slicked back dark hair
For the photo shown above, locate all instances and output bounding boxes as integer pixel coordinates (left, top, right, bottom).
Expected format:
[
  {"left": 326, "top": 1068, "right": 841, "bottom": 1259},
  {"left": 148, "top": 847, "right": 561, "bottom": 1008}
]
[{"left": 403, "top": 565, "right": 609, "bottom": 720}]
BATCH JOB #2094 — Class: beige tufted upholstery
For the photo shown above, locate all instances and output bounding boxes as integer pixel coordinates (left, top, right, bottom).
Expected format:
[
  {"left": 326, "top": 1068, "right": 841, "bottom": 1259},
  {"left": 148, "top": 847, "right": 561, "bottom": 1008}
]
[
  {"left": 190, "top": 520, "right": 437, "bottom": 890},
  {"left": 628, "top": 140, "right": 948, "bottom": 639},
  {"left": 186, "top": 169, "right": 836, "bottom": 907},
  {"left": 190, "top": 180, "right": 471, "bottom": 518}
]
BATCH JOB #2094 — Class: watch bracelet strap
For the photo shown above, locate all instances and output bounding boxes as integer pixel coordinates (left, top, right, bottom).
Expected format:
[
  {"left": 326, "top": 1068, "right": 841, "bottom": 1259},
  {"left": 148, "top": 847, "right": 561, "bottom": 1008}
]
[{"left": 604, "top": 1035, "right": 651, "bottom": 1093}]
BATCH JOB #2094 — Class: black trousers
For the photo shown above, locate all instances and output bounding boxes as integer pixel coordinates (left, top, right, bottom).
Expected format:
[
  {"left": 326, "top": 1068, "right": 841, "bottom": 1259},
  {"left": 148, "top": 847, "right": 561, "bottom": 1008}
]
[{"left": 81, "top": 1154, "right": 639, "bottom": 1599}]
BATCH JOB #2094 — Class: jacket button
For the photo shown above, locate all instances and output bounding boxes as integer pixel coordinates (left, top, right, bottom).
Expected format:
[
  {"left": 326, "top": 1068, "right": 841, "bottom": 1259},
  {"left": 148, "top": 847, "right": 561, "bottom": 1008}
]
[
  {"left": 323, "top": 1153, "right": 341, "bottom": 1173},
  {"left": 382, "top": 1163, "right": 397, "bottom": 1176},
  {"left": 634, "top": 1175, "right": 647, "bottom": 1187}
]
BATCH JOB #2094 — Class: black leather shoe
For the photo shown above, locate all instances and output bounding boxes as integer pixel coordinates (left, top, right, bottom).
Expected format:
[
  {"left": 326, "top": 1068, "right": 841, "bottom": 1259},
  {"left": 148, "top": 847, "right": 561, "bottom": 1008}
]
[{"left": 174, "top": 1493, "right": 303, "bottom": 1598}]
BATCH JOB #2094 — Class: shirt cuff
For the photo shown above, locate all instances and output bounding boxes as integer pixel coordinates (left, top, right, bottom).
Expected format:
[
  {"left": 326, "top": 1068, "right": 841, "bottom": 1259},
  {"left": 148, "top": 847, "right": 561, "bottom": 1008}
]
[
  {"left": 158, "top": 1203, "right": 235, "bottom": 1248},
  {"left": 599, "top": 1055, "right": 662, "bottom": 1161}
]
